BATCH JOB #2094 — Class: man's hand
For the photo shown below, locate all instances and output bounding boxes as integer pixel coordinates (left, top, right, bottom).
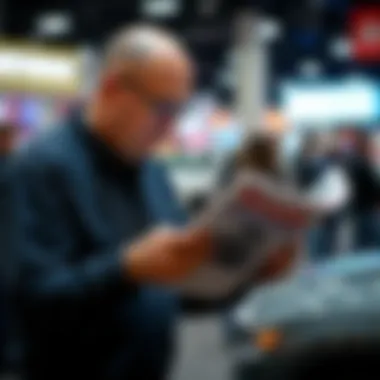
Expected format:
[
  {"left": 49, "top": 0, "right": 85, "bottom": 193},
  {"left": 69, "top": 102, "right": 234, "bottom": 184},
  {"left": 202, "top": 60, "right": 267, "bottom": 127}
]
[{"left": 124, "top": 226, "right": 214, "bottom": 284}]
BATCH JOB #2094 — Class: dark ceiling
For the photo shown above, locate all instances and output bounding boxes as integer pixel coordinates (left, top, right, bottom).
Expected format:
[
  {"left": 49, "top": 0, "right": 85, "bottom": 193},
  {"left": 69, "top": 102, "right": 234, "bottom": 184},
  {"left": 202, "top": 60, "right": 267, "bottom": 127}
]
[{"left": 2, "top": 0, "right": 378, "bottom": 95}]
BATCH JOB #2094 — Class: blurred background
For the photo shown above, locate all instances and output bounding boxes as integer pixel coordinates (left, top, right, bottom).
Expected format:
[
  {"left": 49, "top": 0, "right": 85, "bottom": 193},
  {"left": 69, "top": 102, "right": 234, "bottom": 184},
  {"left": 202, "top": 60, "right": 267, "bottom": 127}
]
[
  {"left": 0, "top": 0, "right": 379, "bottom": 201},
  {"left": 2, "top": 0, "right": 380, "bottom": 379}
]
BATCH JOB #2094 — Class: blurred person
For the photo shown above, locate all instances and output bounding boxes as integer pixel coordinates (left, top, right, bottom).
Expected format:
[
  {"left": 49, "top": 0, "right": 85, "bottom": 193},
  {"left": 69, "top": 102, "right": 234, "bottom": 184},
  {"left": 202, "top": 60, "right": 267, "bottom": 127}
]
[
  {"left": 10, "top": 25, "right": 298, "bottom": 380},
  {"left": 11, "top": 25, "right": 206, "bottom": 380},
  {"left": 218, "top": 132, "right": 281, "bottom": 186},
  {"left": 294, "top": 132, "right": 343, "bottom": 259},
  {"left": 294, "top": 132, "right": 326, "bottom": 190},
  {"left": 342, "top": 130, "right": 380, "bottom": 250}
]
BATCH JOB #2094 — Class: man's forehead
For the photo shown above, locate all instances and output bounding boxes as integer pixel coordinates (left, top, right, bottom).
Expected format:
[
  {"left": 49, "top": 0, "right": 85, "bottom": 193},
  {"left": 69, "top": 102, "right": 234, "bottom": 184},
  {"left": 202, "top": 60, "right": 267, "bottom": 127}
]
[
  {"left": 104, "top": 25, "right": 194, "bottom": 98},
  {"left": 127, "top": 54, "right": 193, "bottom": 97}
]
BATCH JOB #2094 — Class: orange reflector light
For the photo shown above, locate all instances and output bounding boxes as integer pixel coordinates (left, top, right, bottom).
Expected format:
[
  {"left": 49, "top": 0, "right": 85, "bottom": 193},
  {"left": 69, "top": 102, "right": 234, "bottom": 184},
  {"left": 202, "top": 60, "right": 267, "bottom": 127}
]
[{"left": 255, "top": 328, "right": 282, "bottom": 352}]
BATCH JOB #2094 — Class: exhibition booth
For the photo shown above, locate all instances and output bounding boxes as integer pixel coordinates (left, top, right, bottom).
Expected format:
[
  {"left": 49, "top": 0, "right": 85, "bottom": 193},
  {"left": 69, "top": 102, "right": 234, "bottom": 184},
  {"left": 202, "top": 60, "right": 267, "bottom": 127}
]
[
  {"left": 0, "top": 41, "right": 84, "bottom": 143},
  {"left": 281, "top": 78, "right": 380, "bottom": 128}
]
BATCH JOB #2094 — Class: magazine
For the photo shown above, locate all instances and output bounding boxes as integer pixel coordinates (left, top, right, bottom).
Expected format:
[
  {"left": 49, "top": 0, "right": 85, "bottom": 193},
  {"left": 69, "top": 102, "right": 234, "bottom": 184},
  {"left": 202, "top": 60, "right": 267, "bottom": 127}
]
[{"left": 180, "top": 167, "right": 350, "bottom": 299}]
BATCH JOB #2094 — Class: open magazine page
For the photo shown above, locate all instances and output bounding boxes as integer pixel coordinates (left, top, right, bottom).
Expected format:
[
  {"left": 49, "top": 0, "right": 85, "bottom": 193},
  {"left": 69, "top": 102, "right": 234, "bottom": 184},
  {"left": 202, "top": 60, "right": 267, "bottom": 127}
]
[{"left": 180, "top": 168, "right": 350, "bottom": 300}]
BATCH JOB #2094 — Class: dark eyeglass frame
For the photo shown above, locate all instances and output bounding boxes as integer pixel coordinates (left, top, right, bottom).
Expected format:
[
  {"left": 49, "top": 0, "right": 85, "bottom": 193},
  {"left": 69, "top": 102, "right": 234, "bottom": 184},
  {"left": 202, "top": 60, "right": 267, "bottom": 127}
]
[{"left": 119, "top": 76, "right": 185, "bottom": 118}]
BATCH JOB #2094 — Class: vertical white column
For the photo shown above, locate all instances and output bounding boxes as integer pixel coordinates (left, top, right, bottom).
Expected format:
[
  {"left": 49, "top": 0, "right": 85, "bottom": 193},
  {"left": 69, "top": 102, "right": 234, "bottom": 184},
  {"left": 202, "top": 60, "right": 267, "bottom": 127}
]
[
  {"left": 234, "top": 11, "right": 268, "bottom": 135},
  {"left": 79, "top": 46, "right": 100, "bottom": 98}
]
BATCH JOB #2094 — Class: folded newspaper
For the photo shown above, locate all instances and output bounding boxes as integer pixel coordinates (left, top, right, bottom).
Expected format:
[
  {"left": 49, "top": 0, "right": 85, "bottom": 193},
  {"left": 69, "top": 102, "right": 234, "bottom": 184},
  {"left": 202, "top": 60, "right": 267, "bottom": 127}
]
[{"left": 180, "top": 167, "right": 351, "bottom": 300}]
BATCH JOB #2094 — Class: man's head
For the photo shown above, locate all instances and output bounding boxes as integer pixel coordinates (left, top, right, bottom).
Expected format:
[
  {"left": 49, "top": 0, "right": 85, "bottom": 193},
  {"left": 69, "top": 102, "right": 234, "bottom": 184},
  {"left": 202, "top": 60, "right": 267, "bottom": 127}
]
[
  {"left": 0, "top": 123, "right": 16, "bottom": 156},
  {"left": 89, "top": 24, "right": 194, "bottom": 161}
]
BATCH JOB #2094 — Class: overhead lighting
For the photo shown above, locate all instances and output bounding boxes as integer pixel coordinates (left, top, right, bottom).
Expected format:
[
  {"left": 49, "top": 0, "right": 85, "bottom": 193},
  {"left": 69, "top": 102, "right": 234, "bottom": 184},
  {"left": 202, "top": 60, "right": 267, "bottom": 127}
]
[
  {"left": 298, "top": 59, "right": 322, "bottom": 78},
  {"left": 35, "top": 12, "right": 73, "bottom": 37},
  {"left": 282, "top": 81, "right": 378, "bottom": 124},
  {"left": 330, "top": 36, "right": 351, "bottom": 60},
  {"left": 0, "top": 51, "right": 75, "bottom": 81},
  {"left": 258, "top": 18, "right": 282, "bottom": 42},
  {"left": 141, "top": 0, "right": 181, "bottom": 18}
]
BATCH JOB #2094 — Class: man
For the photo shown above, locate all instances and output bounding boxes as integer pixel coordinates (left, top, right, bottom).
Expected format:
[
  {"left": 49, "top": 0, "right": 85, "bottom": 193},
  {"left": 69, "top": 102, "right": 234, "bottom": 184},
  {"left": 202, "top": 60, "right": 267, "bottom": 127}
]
[
  {"left": 294, "top": 132, "right": 341, "bottom": 260},
  {"left": 343, "top": 130, "right": 380, "bottom": 250},
  {"left": 12, "top": 25, "right": 296, "bottom": 380}
]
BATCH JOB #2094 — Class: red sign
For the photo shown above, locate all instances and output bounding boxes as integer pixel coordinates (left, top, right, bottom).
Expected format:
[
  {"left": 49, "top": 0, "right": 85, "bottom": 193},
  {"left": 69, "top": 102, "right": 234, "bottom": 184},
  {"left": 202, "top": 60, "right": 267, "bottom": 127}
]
[{"left": 350, "top": 7, "right": 380, "bottom": 62}]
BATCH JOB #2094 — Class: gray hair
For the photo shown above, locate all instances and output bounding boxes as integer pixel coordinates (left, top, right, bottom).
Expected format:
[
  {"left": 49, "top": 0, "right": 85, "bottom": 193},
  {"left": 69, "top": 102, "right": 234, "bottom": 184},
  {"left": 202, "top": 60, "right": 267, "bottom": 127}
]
[{"left": 104, "top": 24, "right": 186, "bottom": 65}]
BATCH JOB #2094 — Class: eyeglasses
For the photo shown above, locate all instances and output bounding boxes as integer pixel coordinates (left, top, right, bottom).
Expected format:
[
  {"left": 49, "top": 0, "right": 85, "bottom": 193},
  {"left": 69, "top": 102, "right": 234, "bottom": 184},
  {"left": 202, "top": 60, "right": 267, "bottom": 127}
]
[{"left": 120, "top": 76, "right": 185, "bottom": 119}]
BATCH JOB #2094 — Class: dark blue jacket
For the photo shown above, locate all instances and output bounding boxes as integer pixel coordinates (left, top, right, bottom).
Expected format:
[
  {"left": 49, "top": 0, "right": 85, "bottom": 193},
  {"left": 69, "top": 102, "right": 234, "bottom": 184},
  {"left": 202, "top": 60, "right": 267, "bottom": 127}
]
[
  {"left": 0, "top": 156, "right": 12, "bottom": 364},
  {"left": 11, "top": 117, "right": 186, "bottom": 380},
  {"left": 0, "top": 156, "right": 12, "bottom": 271}
]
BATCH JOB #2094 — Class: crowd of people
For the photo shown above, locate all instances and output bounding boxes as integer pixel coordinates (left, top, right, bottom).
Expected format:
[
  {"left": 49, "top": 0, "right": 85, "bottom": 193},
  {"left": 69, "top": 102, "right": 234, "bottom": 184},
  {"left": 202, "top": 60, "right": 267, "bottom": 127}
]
[{"left": 294, "top": 128, "right": 380, "bottom": 260}]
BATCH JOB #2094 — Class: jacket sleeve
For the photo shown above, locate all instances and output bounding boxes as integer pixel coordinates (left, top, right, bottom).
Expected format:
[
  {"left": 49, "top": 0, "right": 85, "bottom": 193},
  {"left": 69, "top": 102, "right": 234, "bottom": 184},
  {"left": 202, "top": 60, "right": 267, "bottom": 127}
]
[
  {"left": 0, "top": 161, "right": 12, "bottom": 276},
  {"left": 12, "top": 150, "right": 133, "bottom": 312}
]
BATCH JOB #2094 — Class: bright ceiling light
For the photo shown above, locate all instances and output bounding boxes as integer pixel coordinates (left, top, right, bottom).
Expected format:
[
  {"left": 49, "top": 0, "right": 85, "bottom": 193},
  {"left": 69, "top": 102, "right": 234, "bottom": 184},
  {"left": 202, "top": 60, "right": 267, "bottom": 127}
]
[
  {"left": 298, "top": 60, "right": 322, "bottom": 78},
  {"left": 258, "top": 18, "right": 282, "bottom": 42},
  {"left": 330, "top": 36, "right": 351, "bottom": 60},
  {"left": 35, "top": 12, "right": 73, "bottom": 37},
  {"left": 141, "top": 0, "right": 181, "bottom": 18}
]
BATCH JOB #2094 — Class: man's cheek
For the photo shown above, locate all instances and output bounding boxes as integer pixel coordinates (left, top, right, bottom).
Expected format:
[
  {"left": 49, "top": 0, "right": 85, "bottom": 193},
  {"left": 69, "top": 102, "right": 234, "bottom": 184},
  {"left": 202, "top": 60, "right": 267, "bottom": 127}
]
[
  {"left": 131, "top": 128, "right": 156, "bottom": 153},
  {"left": 152, "top": 119, "right": 175, "bottom": 142}
]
